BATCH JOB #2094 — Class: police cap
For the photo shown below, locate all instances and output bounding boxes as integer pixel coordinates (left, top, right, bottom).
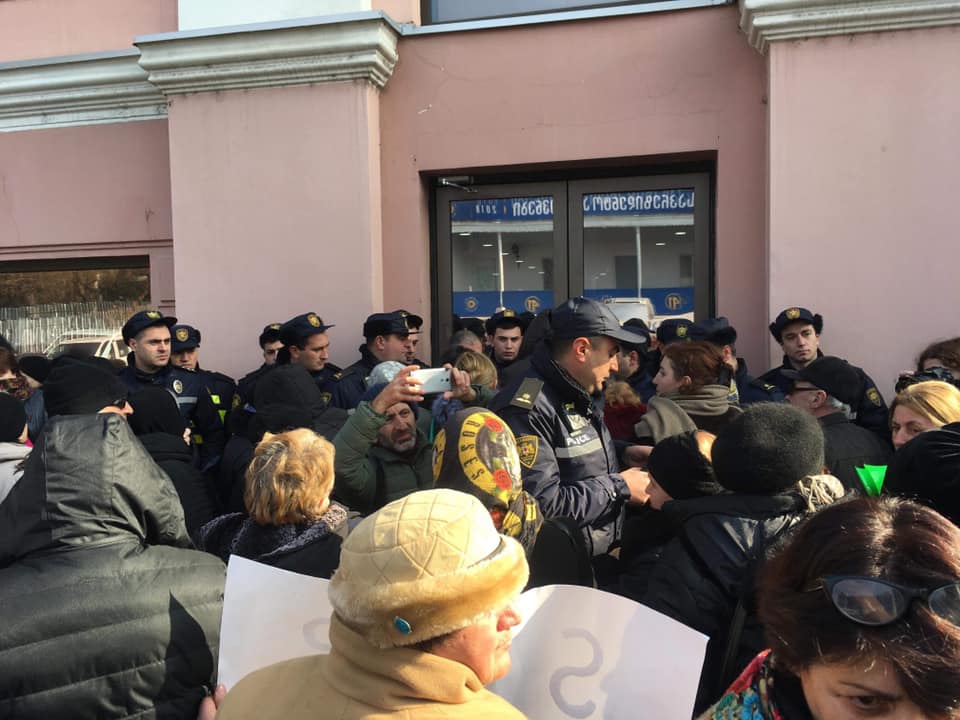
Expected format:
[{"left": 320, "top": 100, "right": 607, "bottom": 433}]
[
  {"left": 280, "top": 313, "right": 334, "bottom": 346},
  {"left": 549, "top": 297, "right": 648, "bottom": 345},
  {"left": 363, "top": 310, "right": 413, "bottom": 340},
  {"left": 769, "top": 307, "right": 823, "bottom": 343},
  {"left": 122, "top": 310, "right": 177, "bottom": 344},
  {"left": 485, "top": 309, "right": 524, "bottom": 336},
  {"left": 656, "top": 318, "right": 694, "bottom": 346},
  {"left": 783, "top": 356, "right": 862, "bottom": 406},
  {"left": 690, "top": 317, "right": 738, "bottom": 347},
  {"left": 171, "top": 324, "right": 201, "bottom": 353},
  {"left": 258, "top": 323, "right": 282, "bottom": 348},
  {"left": 395, "top": 310, "right": 424, "bottom": 331}
]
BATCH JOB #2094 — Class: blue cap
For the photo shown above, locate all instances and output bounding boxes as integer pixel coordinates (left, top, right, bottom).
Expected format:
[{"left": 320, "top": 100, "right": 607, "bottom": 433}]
[
  {"left": 769, "top": 307, "right": 823, "bottom": 342},
  {"left": 690, "top": 317, "right": 737, "bottom": 347},
  {"left": 280, "top": 313, "right": 334, "bottom": 346},
  {"left": 485, "top": 309, "right": 524, "bottom": 336},
  {"left": 363, "top": 311, "right": 415, "bottom": 340},
  {"left": 122, "top": 310, "right": 177, "bottom": 344},
  {"left": 656, "top": 318, "right": 694, "bottom": 345},
  {"left": 171, "top": 324, "right": 201, "bottom": 352},
  {"left": 549, "top": 297, "right": 648, "bottom": 345}
]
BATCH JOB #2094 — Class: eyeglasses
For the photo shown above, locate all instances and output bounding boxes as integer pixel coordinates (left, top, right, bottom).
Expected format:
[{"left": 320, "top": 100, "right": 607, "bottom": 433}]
[{"left": 819, "top": 575, "right": 960, "bottom": 627}]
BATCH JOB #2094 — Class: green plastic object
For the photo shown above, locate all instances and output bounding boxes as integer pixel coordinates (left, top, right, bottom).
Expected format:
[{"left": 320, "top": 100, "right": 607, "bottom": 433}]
[{"left": 855, "top": 464, "right": 887, "bottom": 497}]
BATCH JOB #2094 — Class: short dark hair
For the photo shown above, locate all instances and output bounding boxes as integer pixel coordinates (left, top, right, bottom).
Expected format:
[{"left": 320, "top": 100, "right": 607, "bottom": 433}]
[
  {"left": 917, "top": 337, "right": 960, "bottom": 374},
  {"left": 759, "top": 496, "right": 960, "bottom": 717},
  {"left": 548, "top": 335, "right": 604, "bottom": 361}
]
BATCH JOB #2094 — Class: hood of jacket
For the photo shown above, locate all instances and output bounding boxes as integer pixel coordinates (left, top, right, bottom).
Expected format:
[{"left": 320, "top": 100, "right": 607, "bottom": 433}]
[
  {"left": 0, "top": 414, "right": 191, "bottom": 564},
  {"left": 137, "top": 430, "right": 194, "bottom": 464}
]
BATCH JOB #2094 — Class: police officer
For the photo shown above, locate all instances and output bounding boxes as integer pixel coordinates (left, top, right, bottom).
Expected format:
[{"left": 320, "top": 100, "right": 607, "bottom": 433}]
[
  {"left": 235, "top": 323, "right": 283, "bottom": 408},
  {"left": 332, "top": 310, "right": 416, "bottom": 410},
  {"left": 118, "top": 310, "right": 225, "bottom": 469},
  {"left": 399, "top": 310, "right": 429, "bottom": 368},
  {"left": 759, "top": 306, "right": 888, "bottom": 436},
  {"left": 485, "top": 309, "right": 525, "bottom": 383},
  {"left": 170, "top": 324, "right": 237, "bottom": 427},
  {"left": 491, "top": 297, "right": 651, "bottom": 558},
  {"left": 690, "top": 317, "right": 783, "bottom": 405},
  {"left": 276, "top": 313, "right": 341, "bottom": 407}
]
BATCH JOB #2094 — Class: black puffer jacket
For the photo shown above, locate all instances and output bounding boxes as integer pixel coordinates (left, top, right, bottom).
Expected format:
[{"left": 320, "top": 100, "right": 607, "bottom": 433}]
[
  {"left": 642, "top": 491, "right": 823, "bottom": 713},
  {"left": 0, "top": 414, "right": 225, "bottom": 719}
]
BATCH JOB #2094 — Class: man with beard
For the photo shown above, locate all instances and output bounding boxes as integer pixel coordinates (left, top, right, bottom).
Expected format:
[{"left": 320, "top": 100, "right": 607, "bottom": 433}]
[{"left": 332, "top": 365, "right": 441, "bottom": 515}]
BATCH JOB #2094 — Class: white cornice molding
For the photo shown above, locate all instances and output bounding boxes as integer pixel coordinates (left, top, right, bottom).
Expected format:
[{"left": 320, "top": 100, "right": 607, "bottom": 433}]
[
  {"left": 740, "top": 0, "right": 960, "bottom": 52},
  {"left": 135, "top": 12, "right": 400, "bottom": 94},
  {"left": 0, "top": 50, "right": 166, "bottom": 132}
]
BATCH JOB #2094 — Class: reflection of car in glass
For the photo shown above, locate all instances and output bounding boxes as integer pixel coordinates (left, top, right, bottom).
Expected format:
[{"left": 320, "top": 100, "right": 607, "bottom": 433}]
[
  {"left": 603, "top": 297, "right": 656, "bottom": 327},
  {"left": 45, "top": 330, "right": 126, "bottom": 361}
]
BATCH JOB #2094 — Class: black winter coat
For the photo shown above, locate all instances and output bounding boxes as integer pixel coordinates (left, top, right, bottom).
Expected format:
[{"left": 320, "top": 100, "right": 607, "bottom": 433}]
[
  {"left": 138, "top": 431, "right": 220, "bottom": 537},
  {"left": 642, "top": 492, "right": 813, "bottom": 714},
  {"left": 0, "top": 415, "right": 225, "bottom": 719}
]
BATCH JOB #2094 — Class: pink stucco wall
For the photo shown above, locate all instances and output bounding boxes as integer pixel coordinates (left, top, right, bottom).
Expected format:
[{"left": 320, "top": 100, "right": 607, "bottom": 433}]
[
  {"left": 767, "top": 26, "right": 960, "bottom": 398},
  {"left": 166, "top": 82, "right": 385, "bottom": 378},
  {"left": 379, "top": 5, "right": 769, "bottom": 369},
  {"left": 0, "top": 0, "right": 176, "bottom": 63}
]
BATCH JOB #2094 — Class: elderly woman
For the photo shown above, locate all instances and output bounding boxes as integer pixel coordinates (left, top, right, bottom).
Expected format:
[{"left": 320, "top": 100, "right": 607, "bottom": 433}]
[
  {"left": 197, "top": 428, "right": 348, "bottom": 578},
  {"left": 214, "top": 488, "right": 529, "bottom": 719},
  {"left": 703, "top": 496, "right": 960, "bottom": 719},
  {"left": 889, "top": 380, "right": 960, "bottom": 450}
]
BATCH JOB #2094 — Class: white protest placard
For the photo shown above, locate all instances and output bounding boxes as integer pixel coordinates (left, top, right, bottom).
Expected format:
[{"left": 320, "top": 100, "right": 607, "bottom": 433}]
[
  {"left": 491, "top": 584, "right": 708, "bottom": 719},
  {"left": 217, "top": 556, "right": 334, "bottom": 689},
  {"left": 218, "top": 558, "right": 708, "bottom": 718}
]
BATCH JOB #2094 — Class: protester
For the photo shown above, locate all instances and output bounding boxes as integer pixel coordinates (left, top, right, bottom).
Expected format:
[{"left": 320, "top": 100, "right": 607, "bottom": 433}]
[
  {"left": 602, "top": 379, "right": 647, "bottom": 442},
  {"left": 0, "top": 392, "right": 30, "bottom": 504},
  {"left": 0, "top": 411, "right": 224, "bottom": 719},
  {"left": 704, "top": 496, "right": 960, "bottom": 720},
  {"left": 434, "top": 407, "right": 594, "bottom": 588},
  {"left": 643, "top": 402, "right": 845, "bottom": 712},
  {"left": 198, "top": 428, "right": 348, "bottom": 578},
  {"left": 0, "top": 346, "right": 33, "bottom": 401},
  {"left": 635, "top": 340, "right": 742, "bottom": 443},
  {"left": 916, "top": 336, "right": 960, "bottom": 375},
  {"left": 214, "top": 488, "right": 528, "bottom": 719},
  {"left": 889, "top": 380, "right": 960, "bottom": 449},
  {"left": 884, "top": 421, "right": 960, "bottom": 526},
  {"left": 128, "top": 385, "right": 218, "bottom": 537},
  {"left": 430, "top": 350, "right": 498, "bottom": 437}
]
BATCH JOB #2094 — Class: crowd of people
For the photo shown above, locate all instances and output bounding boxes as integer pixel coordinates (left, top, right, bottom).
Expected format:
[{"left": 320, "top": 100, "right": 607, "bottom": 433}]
[{"left": 1, "top": 300, "right": 960, "bottom": 719}]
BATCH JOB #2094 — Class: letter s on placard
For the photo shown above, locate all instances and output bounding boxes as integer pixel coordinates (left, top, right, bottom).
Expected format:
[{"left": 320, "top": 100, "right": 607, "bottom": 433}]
[{"left": 548, "top": 628, "right": 603, "bottom": 719}]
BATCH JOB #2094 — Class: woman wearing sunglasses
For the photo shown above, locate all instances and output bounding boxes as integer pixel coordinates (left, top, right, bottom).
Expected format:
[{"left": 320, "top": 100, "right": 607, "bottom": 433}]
[{"left": 703, "top": 496, "right": 960, "bottom": 719}]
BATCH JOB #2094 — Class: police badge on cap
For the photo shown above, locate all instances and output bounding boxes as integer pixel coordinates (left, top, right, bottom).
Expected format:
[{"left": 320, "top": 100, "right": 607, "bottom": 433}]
[{"left": 176, "top": 328, "right": 189, "bottom": 342}]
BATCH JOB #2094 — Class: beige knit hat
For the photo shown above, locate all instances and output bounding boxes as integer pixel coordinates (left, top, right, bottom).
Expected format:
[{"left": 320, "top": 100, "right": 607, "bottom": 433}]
[{"left": 328, "top": 488, "right": 529, "bottom": 648}]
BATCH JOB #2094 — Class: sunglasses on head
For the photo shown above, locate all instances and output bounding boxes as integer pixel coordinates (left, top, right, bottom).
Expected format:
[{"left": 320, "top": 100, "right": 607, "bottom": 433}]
[{"left": 818, "top": 575, "right": 960, "bottom": 627}]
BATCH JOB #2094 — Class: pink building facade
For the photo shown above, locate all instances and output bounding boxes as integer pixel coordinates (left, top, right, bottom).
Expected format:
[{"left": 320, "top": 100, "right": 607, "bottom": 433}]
[{"left": 1, "top": 0, "right": 957, "bottom": 395}]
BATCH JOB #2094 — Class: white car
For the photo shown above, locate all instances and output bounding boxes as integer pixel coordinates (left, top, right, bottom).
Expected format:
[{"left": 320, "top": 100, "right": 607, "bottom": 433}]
[
  {"left": 44, "top": 330, "right": 126, "bottom": 361},
  {"left": 602, "top": 297, "right": 656, "bottom": 327}
]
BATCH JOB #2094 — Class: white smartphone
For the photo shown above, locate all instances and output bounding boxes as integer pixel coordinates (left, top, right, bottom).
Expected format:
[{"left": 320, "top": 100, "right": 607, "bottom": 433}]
[{"left": 409, "top": 368, "right": 452, "bottom": 394}]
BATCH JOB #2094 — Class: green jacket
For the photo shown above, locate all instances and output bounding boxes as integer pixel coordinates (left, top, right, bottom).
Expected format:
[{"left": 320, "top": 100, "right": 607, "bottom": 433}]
[{"left": 332, "top": 400, "right": 434, "bottom": 515}]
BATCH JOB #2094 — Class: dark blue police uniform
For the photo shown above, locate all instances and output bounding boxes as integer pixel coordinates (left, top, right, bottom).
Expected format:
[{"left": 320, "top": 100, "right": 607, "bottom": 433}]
[{"left": 331, "top": 311, "right": 415, "bottom": 410}]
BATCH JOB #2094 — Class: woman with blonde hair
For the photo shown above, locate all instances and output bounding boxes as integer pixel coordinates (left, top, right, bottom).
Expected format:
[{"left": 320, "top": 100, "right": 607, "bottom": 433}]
[
  {"left": 889, "top": 380, "right": 960, "bottom": 449},
  {"left": 197, "top": 428, "right": 349, "bottom": 578}
]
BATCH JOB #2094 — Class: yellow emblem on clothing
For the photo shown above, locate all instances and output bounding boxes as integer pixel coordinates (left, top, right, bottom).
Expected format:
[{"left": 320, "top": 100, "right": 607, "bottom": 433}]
[
  {"left": 866, "top": 388, "right": 882, "bottom": 406},
  {"left": 517, "top": 435, "right": 539, "bottom": 469},
  {"left": 175, "top": 328, "right": 189, "bottom": 342}
]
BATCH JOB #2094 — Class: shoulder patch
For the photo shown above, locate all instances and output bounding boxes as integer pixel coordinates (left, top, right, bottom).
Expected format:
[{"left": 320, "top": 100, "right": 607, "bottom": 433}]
[
  {"left": 509, "top": 378, "right": 543, "bottom": 410},
  {"left": 866, "top": 387, "right": 882, "bottom": 406},
  {"left": 517, "top": 435, "right": 539, "bottom": 469}
]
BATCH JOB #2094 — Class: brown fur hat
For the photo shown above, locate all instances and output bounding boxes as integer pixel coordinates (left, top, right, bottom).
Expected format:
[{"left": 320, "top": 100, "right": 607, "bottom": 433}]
[{"left": 328, "top": 488, "right": 529, "bottom": 648}]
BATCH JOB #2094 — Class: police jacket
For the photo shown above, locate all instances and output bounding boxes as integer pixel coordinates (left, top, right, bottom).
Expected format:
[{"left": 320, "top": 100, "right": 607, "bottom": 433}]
[
  {"left": 734, "top": 358, "right": 783, "bottom": 405},
  {"left": 490, "top": 345, "right": 630, "bottom": 557},
  {"left": 331, "top": 346, "right": 380, "bottom": 410},
  {"left": 197, "top": 366, "right": 237, "bottom": 427},
  {"left": 0, "top": 414, "right": 225, "bottom": 719},
  {"left": 331, "top": 400, "right": 434, "bottom": 515},
  {"left": 759, "top": 352, "right": 889, "bottom": 436},
  {"left": 310, "top": 363, "right": 342, "bottom": 407},
  {"left": 119, "top": 357, "right": 226, "bottom": 469}
]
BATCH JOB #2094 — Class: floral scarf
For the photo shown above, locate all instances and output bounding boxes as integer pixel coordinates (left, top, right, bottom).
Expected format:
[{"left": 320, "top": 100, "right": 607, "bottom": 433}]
[{"left": 701, "top": 650, "right": 810, "bottom": 720}]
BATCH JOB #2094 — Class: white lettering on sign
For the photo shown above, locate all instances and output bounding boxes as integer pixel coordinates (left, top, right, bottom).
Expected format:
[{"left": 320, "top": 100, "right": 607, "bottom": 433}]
[{"left": 581, "top": 190, "right": 694, "bottom": 214}]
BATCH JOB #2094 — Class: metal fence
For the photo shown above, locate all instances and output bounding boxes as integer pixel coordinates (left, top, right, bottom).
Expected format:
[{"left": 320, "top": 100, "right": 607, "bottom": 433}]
[{"left": 0, "top": 300, "right": 148, "bottom": 354}]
